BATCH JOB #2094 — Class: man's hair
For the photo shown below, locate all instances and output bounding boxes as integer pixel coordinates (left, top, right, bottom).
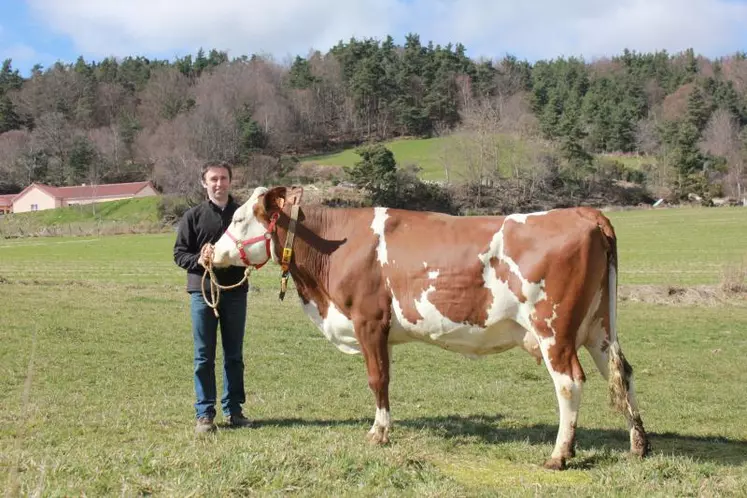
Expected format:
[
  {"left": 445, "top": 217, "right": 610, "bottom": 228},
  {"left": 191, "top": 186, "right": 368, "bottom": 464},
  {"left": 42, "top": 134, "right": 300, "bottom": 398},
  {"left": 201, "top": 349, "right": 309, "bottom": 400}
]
[{"left": 201, "top": 161, "right": 233, "bottom": 181}]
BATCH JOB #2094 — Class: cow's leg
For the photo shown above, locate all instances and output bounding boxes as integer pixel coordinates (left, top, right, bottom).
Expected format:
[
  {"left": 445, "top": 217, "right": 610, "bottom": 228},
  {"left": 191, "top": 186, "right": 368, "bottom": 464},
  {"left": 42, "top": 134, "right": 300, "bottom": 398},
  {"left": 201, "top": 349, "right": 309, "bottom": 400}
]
[
  {"left": 357, "top": 320, "right": 391, "bottom": 445},
  {"left": 586, "top": 337, "right": 649, "bottom": 458},
  {"left": 538, "top": 341, "right": 585, "bottom": 470}
]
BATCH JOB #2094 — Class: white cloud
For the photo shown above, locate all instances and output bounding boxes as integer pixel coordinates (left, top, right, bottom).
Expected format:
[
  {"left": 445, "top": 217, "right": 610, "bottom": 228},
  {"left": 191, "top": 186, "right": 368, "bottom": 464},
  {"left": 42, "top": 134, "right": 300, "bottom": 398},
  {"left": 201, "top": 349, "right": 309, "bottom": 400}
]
[
  {"left": 0, "top": 43, "right": 40, "bottom": 64},
  {"left": 26, "top": 0, "right": 747, "bottom": 62}
]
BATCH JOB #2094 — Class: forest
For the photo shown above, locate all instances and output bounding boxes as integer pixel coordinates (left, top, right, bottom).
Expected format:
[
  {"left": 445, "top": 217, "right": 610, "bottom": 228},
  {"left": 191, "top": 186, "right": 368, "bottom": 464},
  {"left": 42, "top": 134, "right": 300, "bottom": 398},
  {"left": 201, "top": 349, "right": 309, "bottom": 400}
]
[{"left": 1, "top": 34, "right": 746, "bottom": 212}]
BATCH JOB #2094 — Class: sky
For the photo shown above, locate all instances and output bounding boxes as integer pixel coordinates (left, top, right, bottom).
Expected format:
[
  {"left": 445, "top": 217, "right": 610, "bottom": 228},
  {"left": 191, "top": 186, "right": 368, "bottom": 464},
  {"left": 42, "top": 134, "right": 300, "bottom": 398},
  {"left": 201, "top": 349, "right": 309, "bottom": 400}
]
[{"left": 1, "top": 0, "right": 747, "bottom": 76}]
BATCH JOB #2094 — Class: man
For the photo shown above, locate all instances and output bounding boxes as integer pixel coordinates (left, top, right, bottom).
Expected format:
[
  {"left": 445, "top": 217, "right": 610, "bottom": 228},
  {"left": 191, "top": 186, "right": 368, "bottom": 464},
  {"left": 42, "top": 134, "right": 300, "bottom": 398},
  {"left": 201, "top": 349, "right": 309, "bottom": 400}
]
[{"left": 173, "top": 161, "right": 252, "bottom": 434}]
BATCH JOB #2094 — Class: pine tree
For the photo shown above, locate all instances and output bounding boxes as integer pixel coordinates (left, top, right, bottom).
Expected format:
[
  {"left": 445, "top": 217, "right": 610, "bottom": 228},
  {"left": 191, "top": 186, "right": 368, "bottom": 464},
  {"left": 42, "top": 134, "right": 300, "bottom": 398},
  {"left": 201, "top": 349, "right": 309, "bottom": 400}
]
[
  {"left": 345, "top": 144, "right": 398, "bottom": 207},
  {"left": 0, "top": 95, "right": 21, "bottom": 133},
  {"left": 686, "top": 86, "right": 710, "bottom": 132}
]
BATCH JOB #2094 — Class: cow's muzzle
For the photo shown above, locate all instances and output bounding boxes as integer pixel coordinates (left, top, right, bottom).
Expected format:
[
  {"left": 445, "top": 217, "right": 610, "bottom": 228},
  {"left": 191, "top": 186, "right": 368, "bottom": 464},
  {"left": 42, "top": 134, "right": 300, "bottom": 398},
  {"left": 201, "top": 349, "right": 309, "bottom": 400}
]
[{"left": 222, "top": 212, "right": 279, "bottom": 270}]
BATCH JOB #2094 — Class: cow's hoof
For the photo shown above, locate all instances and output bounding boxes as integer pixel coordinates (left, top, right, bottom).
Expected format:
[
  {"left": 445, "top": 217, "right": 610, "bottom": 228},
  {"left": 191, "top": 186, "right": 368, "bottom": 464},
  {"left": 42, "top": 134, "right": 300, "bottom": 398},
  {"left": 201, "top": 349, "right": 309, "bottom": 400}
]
[
  {"left": 366, "top": 427, "right": 390, "bottom": 445},
  {"left": 543, "top": 457, "right": 566, "bottom": 471},
  {"left": 631, "top": 429, "right": 650, "bottom": 458}
]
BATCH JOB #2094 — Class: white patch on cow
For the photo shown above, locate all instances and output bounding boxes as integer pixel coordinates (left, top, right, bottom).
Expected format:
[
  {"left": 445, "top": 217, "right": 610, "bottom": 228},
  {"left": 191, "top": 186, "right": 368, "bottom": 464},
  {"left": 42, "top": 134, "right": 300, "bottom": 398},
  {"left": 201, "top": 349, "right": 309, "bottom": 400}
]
[
  {"left": 371, "top": 207, "right": 389, "bottom": 266},
  {"left": 608, "top": 264, "right": 618, "bottom": 342},
  {"left": 538, "top": 331, "right": 584, "bottom": 459},
  {"left": 368, "top": 407, "right": 391, "bottom": 434},
  {"left": 546, "top": 368, "right": 582, "bottom": 460},
  {"left": 384, "top": 208, "right": 560, "bottom": 359},
  {"left": 544, "top": 303, "right": 559, "bottom": 336},
  {"left": 301, "top": 299, "right": 359, "bottom": 355},
  {"left": 538, "top": 334, "right": 557, "bottom": 364},
  {"left": 478, "top": 217, "right": 548, "bottom": 331},
  {"left": 212, "top": 186, "right": 270, "bottom": 267},
  {"left": 390, "top": 286, "right": 467, "bottom": 339},
  {"left": 508, "top": 211, "right": 549, "bottom": 224},
  {"left": 576, "top": 287, "right": 603, "bottom": 348},
  {"left": 388, "top": 284, "right": 532, "bottom": 357}
]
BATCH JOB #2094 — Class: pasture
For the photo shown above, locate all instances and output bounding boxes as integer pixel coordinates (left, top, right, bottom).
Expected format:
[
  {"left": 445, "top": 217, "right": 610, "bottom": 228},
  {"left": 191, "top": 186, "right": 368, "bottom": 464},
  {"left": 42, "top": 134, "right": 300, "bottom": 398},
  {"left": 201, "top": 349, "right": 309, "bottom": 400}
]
[
  {"left": 1, "top": 206, "right": 746, "bottom": 496},
  {"left": 300, "top": 135, "right": 546, "bottom": 182}
]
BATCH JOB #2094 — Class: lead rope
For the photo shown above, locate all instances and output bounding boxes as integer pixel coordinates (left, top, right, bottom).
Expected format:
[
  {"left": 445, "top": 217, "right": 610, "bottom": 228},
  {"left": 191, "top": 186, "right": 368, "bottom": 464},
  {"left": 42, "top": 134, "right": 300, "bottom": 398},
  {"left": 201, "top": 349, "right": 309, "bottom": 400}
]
[{"left": 201, "top": 259, "right": 253, "bottom": 318}]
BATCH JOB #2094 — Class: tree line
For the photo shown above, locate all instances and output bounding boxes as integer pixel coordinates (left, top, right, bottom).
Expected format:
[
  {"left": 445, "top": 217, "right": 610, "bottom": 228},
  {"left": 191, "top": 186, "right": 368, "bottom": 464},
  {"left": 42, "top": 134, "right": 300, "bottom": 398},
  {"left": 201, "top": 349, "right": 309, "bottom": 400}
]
[{"left": 1, "top": 36, "right": 746, "bottom": 206}]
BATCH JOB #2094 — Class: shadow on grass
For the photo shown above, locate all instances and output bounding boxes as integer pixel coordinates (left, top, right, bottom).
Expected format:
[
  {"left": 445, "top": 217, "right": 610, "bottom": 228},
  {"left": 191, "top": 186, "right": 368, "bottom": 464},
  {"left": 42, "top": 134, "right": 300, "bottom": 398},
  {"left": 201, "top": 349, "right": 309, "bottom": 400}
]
[{"left": 252, "top": 413, "right": 747, "bottom": 466}]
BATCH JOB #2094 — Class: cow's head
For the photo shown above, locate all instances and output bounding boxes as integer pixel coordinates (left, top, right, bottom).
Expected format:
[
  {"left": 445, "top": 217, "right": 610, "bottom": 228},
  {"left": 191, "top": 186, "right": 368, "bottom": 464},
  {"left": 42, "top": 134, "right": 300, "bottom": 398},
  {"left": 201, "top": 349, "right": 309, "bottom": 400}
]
[{"left": 212, "top": 185, "right": 303, "bottom": 269}]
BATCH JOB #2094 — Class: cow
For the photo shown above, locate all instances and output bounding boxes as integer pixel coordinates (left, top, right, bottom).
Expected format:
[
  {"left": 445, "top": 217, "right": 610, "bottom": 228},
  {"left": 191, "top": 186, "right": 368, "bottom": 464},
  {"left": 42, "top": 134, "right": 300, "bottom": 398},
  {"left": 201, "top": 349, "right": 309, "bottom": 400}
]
[{"left": 210, "top": 186, "right": 650, "bottom": 470}]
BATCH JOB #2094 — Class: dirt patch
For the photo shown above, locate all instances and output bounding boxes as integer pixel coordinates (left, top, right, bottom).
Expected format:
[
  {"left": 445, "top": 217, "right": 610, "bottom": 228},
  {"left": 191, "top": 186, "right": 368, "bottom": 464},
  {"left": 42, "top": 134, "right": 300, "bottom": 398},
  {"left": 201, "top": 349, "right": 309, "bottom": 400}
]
[{"left": 619, "top": 285, "right": 747, "bottom": 306}]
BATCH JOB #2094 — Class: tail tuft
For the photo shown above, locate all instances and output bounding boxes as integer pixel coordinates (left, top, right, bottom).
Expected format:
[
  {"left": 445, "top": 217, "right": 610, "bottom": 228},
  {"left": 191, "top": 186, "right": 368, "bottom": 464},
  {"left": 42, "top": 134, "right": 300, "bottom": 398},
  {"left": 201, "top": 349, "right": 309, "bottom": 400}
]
[{"left": 608, "top": 341, "right": 632, "bottom": 414}]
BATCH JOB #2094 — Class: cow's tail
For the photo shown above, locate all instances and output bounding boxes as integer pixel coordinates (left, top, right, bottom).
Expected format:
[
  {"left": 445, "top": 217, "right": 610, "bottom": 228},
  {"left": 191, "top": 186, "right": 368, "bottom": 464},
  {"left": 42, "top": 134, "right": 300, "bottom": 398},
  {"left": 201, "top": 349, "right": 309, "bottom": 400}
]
[{"left": 597, "top": 215, "right": 636, "bottom": 416}]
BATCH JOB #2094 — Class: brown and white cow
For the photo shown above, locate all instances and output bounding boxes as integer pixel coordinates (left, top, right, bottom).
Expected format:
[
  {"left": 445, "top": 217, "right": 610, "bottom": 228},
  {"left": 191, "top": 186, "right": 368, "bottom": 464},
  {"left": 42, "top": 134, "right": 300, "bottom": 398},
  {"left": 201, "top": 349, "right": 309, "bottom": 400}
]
[{"left": 211, "top": 186, "right": 649, "bottom": 470}]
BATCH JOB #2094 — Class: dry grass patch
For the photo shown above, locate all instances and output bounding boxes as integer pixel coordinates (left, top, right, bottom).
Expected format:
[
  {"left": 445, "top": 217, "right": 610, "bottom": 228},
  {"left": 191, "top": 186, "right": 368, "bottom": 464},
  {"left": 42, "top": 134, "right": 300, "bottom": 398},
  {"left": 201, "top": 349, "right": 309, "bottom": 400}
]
[
  {"left": 720, "top": 257, "right": 747, "bottom": 294},
  {"left": 620, "top": 284, "right": 747, "bottom": 306}
]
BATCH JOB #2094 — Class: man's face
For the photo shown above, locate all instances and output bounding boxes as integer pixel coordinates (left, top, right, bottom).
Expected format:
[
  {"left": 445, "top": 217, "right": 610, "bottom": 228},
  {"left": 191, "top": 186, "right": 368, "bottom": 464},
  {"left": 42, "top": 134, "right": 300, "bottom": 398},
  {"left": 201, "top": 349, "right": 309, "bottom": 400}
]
[{"left": 201, "top": 166, "right": 231, "bottom": 205}]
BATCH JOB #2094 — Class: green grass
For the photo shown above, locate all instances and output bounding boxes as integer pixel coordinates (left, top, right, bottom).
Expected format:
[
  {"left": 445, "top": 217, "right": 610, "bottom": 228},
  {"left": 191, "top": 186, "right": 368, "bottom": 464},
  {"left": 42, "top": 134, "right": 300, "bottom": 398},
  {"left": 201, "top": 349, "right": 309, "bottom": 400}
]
[
  {"left": 302, "top": 137, "right": 449, "bottom": 180},
  {"left": 598, "top": 153, "right": 657, "bottom": 170},
  {"left": 10, "top": 196, "right": 161, "bottom": 224},
  {"left": 301, "top": 135, "right": 547, "bottom": 182},
  {"left": 607, "top": 206, "right": 746, "bottom": 285},
  {"left": 0, "top": 197, "right": 165, "bottom": 238},
  {"left": 1, "top": 207, "right": 746, "bottom": 496},
  {"left": 301, "top": 137, "right": 660, "bottom": 182}
]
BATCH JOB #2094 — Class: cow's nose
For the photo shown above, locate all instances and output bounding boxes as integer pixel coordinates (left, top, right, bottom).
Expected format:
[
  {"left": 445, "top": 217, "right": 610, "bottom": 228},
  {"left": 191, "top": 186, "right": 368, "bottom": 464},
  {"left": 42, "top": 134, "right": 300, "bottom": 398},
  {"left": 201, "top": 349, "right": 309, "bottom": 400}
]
[{"left": 211, "top": 247, "right": 230, "bottom": 267}]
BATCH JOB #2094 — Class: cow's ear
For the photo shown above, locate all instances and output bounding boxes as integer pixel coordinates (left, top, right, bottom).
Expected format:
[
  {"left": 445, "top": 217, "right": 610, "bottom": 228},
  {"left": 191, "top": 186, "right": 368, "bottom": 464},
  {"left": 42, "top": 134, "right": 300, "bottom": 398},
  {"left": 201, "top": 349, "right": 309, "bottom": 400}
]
[
  {"left": 263, "top": 186, "right": 287, "bottom": 215},
  {"left": 287, "top": 185, "right": 304, "bottom": 205},
  {"left": 263, "top": 186, "right": 304, "bottom": 215}
]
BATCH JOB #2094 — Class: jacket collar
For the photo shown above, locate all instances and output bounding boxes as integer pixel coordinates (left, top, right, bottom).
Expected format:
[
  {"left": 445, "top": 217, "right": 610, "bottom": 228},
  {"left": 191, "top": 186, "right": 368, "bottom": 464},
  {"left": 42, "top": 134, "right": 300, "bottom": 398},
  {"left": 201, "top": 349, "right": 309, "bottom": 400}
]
[{"left": 207, "top": 195, "right": 235, "bottom": 212}]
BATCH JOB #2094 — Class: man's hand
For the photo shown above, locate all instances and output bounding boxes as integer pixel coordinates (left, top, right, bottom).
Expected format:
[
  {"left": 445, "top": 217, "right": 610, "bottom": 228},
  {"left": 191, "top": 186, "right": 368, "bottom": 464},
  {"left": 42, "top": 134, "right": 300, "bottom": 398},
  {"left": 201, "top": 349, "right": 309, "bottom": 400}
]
[{"left": 198, "top": 243, "right": 215, "bottom": 268}]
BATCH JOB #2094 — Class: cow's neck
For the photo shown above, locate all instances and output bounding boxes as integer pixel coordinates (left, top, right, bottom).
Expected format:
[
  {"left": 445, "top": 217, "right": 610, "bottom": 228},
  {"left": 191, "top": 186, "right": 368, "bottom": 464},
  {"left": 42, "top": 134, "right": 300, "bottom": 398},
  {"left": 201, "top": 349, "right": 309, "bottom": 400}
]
[{"left": 274, "top": 205, "right": 338, "bottom": 309}]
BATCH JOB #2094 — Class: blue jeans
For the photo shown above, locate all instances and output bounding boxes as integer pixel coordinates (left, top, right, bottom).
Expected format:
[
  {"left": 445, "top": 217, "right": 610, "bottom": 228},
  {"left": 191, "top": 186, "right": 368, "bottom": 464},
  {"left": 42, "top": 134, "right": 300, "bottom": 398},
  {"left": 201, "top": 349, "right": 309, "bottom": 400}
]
[{"left": 190, "top": 291, "right": 248, "bottom": 419}]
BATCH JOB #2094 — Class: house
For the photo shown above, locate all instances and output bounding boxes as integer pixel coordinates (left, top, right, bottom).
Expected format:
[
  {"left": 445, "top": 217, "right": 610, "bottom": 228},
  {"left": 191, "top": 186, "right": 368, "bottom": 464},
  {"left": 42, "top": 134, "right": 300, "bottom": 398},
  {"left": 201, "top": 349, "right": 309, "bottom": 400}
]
[
  {"left": 8, "top": 181, "right": 158, "bottom": 213},
  {"left": 0, "top": 194, "right": 15, "bottom": 214}
]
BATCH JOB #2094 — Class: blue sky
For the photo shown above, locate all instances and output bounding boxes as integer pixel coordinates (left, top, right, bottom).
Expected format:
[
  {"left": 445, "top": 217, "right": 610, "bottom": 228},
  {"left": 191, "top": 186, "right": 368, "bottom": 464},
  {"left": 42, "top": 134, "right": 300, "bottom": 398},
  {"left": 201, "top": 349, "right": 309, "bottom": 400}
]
[{"left": 2, "top": 0, "right": 747, "bottom": 77}]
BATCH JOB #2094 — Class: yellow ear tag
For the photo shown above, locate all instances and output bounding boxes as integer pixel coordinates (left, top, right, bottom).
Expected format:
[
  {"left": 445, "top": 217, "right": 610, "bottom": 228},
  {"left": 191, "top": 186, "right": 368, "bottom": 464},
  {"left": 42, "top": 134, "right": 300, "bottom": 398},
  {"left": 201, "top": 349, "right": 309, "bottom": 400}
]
[{"left": 282, "top": 247, "right": 293, "bottom": 264}]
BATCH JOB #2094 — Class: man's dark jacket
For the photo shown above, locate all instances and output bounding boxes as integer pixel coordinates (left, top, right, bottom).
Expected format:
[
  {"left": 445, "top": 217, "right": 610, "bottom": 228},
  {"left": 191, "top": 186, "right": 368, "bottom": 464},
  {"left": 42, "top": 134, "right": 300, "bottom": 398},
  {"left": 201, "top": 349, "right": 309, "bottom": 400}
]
[{"left": 173, "top": 196, "right": 248, "bottom": 294}]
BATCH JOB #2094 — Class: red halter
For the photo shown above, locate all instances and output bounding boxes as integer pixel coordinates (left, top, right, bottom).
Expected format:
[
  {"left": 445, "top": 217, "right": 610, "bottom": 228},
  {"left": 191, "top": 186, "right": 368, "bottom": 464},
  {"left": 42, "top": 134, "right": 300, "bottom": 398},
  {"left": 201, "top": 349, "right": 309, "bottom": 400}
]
[{"left": 224, "top": 212, "right": 279, "bottom": 270}]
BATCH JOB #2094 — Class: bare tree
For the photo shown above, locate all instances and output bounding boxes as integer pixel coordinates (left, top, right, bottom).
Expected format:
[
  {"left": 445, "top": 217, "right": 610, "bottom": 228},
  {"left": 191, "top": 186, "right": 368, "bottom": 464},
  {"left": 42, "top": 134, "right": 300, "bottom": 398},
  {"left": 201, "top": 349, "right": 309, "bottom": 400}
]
[
  {"left": 659, "top": 83, "right": 694, "bottom": 122},
  {"left": 98, "top": 82, "right": 133, "bottom": 124},
  {"left": 0, "top": 130, "right": 31, "bottom": 185},
  {"left": 721, "top": 56, "right": 747, "bottom": 94},
  {"left": 497, "top": 92, "right": 539, "bottom": 137},
  {"left": 699, "top": 108, "right": 745, "bottom": 199},
  {"left": 309, "top": 53, "right": 352, "bottom": 140},
  {"left": 10, "top": 65, "right": 81, "bottom": 125},
  {"left": 87, "top": 126, "right": 120, "bottom": 171},
  {"left": 644, "top": 79, "right": 666, "bottom": 110},
  {"left": 33, "top": 112, "right": 74, "bottom": 184},
  {"left": 137, "top": 117, "right": 202, "bottom": 197},
  {"left": 137, "top": 67, "right": 193, "bottom": 128},
  {"left": 635, "top": 114, "right": 661, "bottom": 155}
]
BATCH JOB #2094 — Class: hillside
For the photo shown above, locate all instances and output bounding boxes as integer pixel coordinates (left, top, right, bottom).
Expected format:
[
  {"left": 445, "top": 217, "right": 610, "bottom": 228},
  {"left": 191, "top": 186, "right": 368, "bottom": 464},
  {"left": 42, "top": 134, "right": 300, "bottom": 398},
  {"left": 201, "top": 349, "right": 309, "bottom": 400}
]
[
  {"left": 0, "top": 197, "right": 165, "bottom": 237},
  {"left": 300, "top": 135, "right": 559, "bottom": 182},
  {"left": 1, "top": 40, "right": 745, "bottom": 207}
]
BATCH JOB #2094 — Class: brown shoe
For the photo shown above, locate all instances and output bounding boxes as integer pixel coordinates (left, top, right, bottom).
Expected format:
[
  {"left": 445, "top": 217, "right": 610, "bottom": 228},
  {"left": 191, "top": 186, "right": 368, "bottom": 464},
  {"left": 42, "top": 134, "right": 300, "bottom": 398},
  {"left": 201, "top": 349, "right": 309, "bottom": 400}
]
[
  {"left": 227, "top": 413, "right": 253, "bottom": 428},
  {"left": 195, "top": 416, "right": 217, "bottom": 434}
]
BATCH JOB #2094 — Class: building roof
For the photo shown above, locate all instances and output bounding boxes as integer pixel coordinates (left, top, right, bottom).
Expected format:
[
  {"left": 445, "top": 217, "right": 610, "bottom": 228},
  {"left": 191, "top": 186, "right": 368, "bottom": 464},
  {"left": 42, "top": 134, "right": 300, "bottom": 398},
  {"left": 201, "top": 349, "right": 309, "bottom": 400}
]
[
  {"left": 0, "top": 194, "right": 15, "bottom": 207},
  {"left": 13, "top": 181, "right": 154, "bottom": 203}
]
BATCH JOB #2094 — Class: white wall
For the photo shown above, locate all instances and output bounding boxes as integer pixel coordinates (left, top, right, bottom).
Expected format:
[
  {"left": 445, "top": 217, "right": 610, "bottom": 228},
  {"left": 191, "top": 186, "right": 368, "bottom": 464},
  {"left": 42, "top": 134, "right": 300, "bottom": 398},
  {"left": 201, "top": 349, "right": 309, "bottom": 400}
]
[{"left": 12, "top": 188, "right": 60, "bottom": 213}]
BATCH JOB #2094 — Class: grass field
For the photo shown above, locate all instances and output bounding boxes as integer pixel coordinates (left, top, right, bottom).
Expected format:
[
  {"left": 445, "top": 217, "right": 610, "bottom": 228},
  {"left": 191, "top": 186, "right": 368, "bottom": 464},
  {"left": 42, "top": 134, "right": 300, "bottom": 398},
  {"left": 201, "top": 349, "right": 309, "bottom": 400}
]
[
  {"left": 301, "top": 137, "right": 657, "bottom": 182},
  {"left": 1, "top": 206, "right": 746, "bottom": 496},
  {"left": 300, "top": 135, "right": 546, "bottom": 182},
  {"left": 0, "top": 197, "right": 165, "bottom": 238}
]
